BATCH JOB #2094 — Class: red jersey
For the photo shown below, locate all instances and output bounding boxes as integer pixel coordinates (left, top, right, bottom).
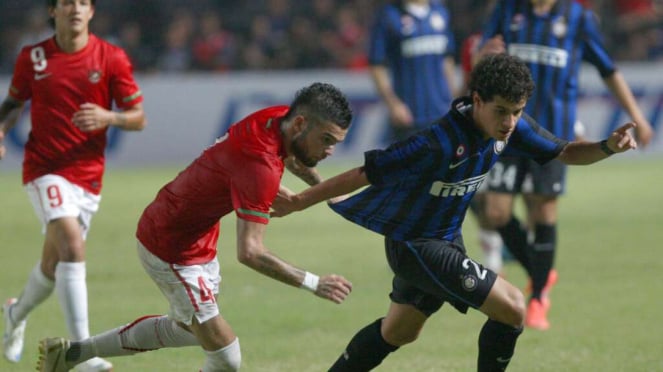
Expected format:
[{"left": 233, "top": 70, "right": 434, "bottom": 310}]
[
  {"left": 9, "top": 34, "right": 143, "bottom": 194},
  {"left": 615, "top": 0, "right": 654, "bottom": 14},
  {"left": 136, "top": 106, "right": 289, "bottom": 265}
]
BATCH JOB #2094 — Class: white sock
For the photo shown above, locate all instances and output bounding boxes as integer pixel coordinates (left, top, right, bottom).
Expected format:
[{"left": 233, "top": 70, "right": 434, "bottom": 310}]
[
  {"left": 480, "top": 229, "right": 504, "bottom": 273},
  {"left": 202, "top": 338, "right": 241, "bottom": 372},
  {"left": 55, "top": 261, "right": 89, "bottom": 340},
  {"left": 117, "top": 315, "right": 199, "bottom": 351},
  {"left": 11, "top": 262, "right": 55, "bottom": 322},
  {"left": 71, "top": 315, "right": 200, "bottom": 363}
]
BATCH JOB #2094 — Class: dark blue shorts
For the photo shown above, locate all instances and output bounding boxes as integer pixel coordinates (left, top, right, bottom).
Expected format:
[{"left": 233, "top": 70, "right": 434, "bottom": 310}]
[{"left": 385, "top": 236, "right": 497, "bottom": 317}]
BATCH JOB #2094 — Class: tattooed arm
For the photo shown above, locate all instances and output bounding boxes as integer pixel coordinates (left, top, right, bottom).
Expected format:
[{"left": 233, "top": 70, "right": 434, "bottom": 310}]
[
  {"left": 0, "top": 96, "right": 25, "bottom": 159},
  {"left": 235, "top": 218, "right": 352, "bottom": 304}
]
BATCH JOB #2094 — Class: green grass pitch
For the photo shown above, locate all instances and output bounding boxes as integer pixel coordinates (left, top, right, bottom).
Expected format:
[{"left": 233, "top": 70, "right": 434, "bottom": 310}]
[{"left": 1, "top": 156, "right": 662, "bottom": 371}]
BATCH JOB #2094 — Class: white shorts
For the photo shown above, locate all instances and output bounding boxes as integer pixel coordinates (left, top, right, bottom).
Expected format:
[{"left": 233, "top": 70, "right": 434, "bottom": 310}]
[
  {"left": 25, "top": 174, "right": 101, "bottom": 239},
  {"left": 137, "top": 241, "right": 221, "bottom": 325}
]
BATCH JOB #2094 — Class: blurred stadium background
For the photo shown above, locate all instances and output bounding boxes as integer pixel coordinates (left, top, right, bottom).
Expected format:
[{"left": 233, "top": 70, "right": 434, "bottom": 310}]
[
  {"left": 1, "top": 0, "right": 662, "bottom": 171},
  {"left": 1, "top": 0, "right": 662, "bottom": 168},
  {"left": 2, "top": 0, "right": 662, "bottom": 73}
]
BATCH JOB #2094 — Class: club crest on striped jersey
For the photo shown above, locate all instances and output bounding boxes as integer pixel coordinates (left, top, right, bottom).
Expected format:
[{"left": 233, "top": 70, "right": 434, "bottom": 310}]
[
  {"left": 510, "top": 14, "right": 524, "bottom": 31},
  {"left": 494, "top": 141, "right": 506, "bottom": 154},
  {"left": 552, "top": 16, "right": 567, "bottom": 38},
  {"left": 430, "top": 12, "right": 445, "bottom": 31},
  {"left": 401, "top": 15, "right": 415, "bottom": 35},
  {"left": 462, "top": 275, "right": 478, "bottom": 291}
]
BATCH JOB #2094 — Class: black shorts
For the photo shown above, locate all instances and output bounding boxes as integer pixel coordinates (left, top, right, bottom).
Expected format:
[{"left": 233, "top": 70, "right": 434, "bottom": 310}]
[
  {"left": 385, "top": 236, "right": 497, "bottom": 317},
  {"left": 486, "top": 157, "right": 567, "bottom": 196}
]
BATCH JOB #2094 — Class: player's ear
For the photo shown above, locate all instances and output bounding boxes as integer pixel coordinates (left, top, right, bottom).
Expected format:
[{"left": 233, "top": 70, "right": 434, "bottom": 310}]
[
  {"left": 472, "top": 91, "right": 482, "bottom": 107},
  {"left": 292, "top": 115, "right": 307, "bottom": 134}
]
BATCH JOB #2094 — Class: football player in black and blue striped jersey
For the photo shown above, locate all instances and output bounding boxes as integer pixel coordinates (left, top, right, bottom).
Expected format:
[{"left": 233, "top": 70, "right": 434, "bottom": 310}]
[
  {"left": 272, "top": 53, "right": 638, "bottom": 371},
  {"left": 368, "top": 0, "right": 457, "bottom": 142},
  {"left": 477, "top": 0, "right": 654, "bottom": 330}
]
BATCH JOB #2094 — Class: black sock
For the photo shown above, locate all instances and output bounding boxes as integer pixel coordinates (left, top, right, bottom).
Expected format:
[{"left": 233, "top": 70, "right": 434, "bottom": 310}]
[
  {"left": 328, "top": 318, "right": 398, "bottom": 372},
  {"left": 497, "top": 216, "right": 531, "bottom": 274},
  {"left": 530, "top": 224, "right": 556, "bottom": 299},
  {"left": 477, "top": 319, "right": 523, "bottom": 372}
]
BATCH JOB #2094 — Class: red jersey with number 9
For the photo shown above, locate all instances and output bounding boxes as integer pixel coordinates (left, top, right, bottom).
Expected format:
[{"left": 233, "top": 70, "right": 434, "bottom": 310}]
[
  {"left": 136, "top": 106, "right": 289, "bottom": 265},
  {"left": 8, "top": 34, "right": 143, "bottom": 194}
]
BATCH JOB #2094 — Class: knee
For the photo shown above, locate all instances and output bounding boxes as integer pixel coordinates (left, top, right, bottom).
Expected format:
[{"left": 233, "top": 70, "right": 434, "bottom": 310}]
[
  {"left": 483, "top": 205, "right": 511, "bottom": 229},
  {"left": 503, "top": 288, "right": 526, "bottom": 328},
  {"left": 57, "top": 241, "right": 86, "bottom": 262},
  {"left": 40, "top": 259, "right": 58, "bottom": 279},
  {"left": 382, "top": 325, "right": 421, "bottom": 346}
]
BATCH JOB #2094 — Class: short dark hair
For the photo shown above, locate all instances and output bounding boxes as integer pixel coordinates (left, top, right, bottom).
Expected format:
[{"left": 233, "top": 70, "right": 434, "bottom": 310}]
[
  {"left": 46, "top": 0, "right": 95, "bottom": 8},
  {"left": 469, "top": 53, "right": 535, "bottom": 104},
  {"left": 286, "top": 82, "right": 353, "bottom": 129},
  {"left": 47, "top": 0, "right": 96, "bottom": 28},
  {"left": 47, "top": 0, "right": 96, "bottom": 6}
]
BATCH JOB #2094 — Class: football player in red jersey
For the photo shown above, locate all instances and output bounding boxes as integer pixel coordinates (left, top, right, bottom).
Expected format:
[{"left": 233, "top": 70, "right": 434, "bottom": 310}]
[
  {"left": 36, "top": 82, "right": 354, "bottom": 372},
  {"left": 0, "top": 1, "right": 145, "bottom": 370}
]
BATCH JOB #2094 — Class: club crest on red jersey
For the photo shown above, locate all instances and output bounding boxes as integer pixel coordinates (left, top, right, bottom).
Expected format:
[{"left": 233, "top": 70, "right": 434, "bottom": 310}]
[{"left": 88, "top": 70, "right": 102, "bottom": 83}]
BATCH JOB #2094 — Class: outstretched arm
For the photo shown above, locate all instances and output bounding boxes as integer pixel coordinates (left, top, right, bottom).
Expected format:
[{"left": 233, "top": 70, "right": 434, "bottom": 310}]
[
  {"left": 557, "top": 122, "right": 637, "bottom": 165},
  {"left": 272, "top": 166, "right": 369, "bottom": 217},
  {"left": 72, "top": 102, "right": 146, "bottom": 132},
  {"left": 0, "top": 96, "right": 25, "bottom": 159},
  {"left": 236, "top": 218, "right": 352, "bottom": 304}
]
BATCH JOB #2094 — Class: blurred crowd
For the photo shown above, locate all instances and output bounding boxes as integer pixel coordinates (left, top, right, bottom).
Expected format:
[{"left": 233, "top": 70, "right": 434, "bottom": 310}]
[{"left": 0, "top": 0, "right": 661, "bottom": 74}]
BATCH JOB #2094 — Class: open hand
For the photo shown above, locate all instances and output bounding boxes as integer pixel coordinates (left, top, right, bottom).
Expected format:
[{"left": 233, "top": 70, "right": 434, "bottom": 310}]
[
  {"left": 314, "top": 274, "right": 353, "bottom": 304},
  {"left": 271, "top": 190, "right": 299, "bottom": 218},
  {"left": 388, "top": 100, "right": 414, "bottom": 128},
  {"left": 72, "top": 103, "right": 112, "bottom": 132}
]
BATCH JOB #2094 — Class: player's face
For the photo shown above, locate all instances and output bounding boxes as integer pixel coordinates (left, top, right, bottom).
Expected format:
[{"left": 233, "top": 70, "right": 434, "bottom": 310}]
[
  {"left": 291, "top": 118, "right": 347, "bottom": 167},
  {"left": 472, "top": 93, "right": 526, "bottom": 141},
  {"left": 50, "top": 0, "right": 95, "bottom": 35},
  {"left": 529, "top": 0, "right": 557, "bottom": 8}
]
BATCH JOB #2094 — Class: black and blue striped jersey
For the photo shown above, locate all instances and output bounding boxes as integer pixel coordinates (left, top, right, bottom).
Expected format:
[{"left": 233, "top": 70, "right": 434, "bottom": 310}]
[
  {"left": 482, "top": 0, "right": 616, "bottom": 140},
  {"left": 329, "top": 97, "right": 568, "bottom": 242},
  {"left": 369, "top": 0, "right": 455, "bottom": 128}
]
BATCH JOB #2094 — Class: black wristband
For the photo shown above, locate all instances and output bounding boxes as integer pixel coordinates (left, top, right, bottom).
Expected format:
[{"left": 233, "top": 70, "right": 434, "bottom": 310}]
[{"left": 600, "top": 139, "right": 615, "bottom": 155}]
